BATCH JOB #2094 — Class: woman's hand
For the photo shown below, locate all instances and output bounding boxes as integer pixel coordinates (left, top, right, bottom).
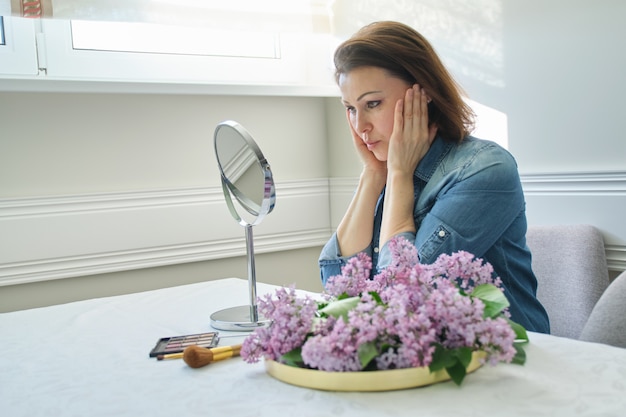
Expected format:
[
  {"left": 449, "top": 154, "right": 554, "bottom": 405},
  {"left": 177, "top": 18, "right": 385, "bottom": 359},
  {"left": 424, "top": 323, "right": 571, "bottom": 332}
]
[
  {"left": 346, "top": 110, "right": 388, "bottom": 180},
  {"left": 378, "top": 84, "right": 437, "bottom": 246},
  {"left": 387, "top": 84, "right": 437, "bottom": 175}
]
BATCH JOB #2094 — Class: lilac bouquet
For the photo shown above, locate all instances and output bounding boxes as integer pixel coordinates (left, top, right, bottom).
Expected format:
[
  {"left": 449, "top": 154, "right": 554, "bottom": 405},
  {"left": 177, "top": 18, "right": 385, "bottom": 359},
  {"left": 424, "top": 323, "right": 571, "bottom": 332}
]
[{"left": 242, "top": 236, "right": 528, "bottom": 385}]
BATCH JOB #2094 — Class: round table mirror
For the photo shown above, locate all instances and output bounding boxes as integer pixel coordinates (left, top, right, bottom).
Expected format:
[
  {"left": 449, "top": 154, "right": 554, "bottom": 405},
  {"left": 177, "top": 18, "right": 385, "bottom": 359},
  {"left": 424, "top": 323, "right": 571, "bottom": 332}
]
[{"left": 210, "top": 120, "right": 276, "bottom": 331}]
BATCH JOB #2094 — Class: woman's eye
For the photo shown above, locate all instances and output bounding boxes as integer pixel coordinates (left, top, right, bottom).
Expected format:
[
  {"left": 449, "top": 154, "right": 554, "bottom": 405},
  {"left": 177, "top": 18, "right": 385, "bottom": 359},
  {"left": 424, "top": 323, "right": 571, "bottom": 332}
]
[
  {"left": 366, "top": 101, "right": 381, "bottom": 109},
  {"left": 346, "top": 106, "right": 356, "bottom": 114}
]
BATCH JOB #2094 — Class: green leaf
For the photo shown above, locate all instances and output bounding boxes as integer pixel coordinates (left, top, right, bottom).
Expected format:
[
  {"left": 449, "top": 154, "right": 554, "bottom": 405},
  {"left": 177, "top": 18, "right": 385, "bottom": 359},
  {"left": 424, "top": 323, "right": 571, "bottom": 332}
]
[
  {"left": 316, "top": 301, "right": 329, "bottom": 310},
  {"left": 357, "top": 342, "right": 379, "bottom": 369},
  {"left": 368, "top": 291, "right": 384, "bottom": 305},
  {"left": 429, "top": 346, "right": 473, "bottom": 385},
  {"left": 280, "top": 348, "right": 303, "bottom": 367},
  {"left": 511, "top": 342, "right": 527, "bottom": 365},
  {"left": 455, "top": 347, "right": 473, "bottom": 369},
  {"left": 446, "top": 361, "right": 468, "bottom": 386},
  {"left": 318, "top": 296, "right": 360, "bottom": 321},
  {"left": 507, "top": 318, "right": 529, "bottom": 343},
  {"left": 471, "top": 284, "right": 510, "bottom": 318},
  {"left": 314, "top": 301, "right": 329, "bottom": 318},
  {"left": 428, "top": 345, "right": 453, "bottom": 372},
  {"left": 429, "top": 345, "right": 456, "bottom": 372},
  {"left": 429, "top": 345, "right": 471, "bottom": 371}
]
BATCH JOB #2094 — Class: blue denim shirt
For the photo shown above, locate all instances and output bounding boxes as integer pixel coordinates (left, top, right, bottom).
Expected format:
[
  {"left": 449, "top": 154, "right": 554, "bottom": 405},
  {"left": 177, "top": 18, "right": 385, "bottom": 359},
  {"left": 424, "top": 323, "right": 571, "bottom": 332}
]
[{"left": 319, "top": 135, "right": 550, "bottom": 333}]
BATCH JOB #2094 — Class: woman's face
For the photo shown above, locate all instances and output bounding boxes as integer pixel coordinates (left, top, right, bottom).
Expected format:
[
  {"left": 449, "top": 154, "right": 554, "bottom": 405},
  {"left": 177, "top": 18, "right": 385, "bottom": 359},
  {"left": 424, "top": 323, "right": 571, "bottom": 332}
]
[{"left": 338, "top": 66, "right": 411, "bottom": 161}]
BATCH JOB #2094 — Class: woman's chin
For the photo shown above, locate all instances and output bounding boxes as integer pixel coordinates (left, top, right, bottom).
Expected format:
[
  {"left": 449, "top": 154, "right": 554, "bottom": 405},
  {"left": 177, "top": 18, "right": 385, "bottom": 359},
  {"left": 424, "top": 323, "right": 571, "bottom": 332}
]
[{"left": 373, "top": 152, "right": 388, "bottom": 162}]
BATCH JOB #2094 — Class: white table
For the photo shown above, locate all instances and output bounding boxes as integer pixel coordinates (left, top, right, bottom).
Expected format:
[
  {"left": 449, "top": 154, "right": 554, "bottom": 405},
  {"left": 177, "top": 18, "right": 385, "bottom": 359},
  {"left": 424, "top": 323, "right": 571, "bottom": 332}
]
[{"left": 1, "top": 278, "right": 625, "bottom": 417}]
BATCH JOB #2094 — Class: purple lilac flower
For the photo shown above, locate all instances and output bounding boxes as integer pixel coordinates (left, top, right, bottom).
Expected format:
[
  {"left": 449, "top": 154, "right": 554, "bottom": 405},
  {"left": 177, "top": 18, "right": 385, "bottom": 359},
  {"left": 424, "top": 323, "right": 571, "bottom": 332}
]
[
  {"left": 430, "top": 251, "right": 502, "bottom": 293},
  {"left": 377, "top": 291, "right": 438, "bottom": 368},
  {"left": 426, "top": 278, "right": 486, "bottom": 349},
  {"left": 473, "top": 317, "right": 517, "bottom": 365},
  {"left": 386, "top": 236, "right": 419, "bottom": 276},
  {"left": 301, "top": 292, "right": 387, "bottom": 371},
  {"left": 325, "top": 252, "right": 372, "bottom": 297},
  {"left": 242, "top": 235, "right": 520, "bottom": 374},
  {"left": 241, "top": 286, "right": 317, "bottom": 363},
  {"left": 301, "top": 318, "right": 362, "bottom": 371}
]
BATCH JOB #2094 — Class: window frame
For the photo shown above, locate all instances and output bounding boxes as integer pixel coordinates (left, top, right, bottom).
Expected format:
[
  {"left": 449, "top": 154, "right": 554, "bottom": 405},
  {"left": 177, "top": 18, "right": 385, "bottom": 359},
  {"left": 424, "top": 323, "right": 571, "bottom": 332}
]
[{"left": 0, "top": 16, "right": 39, "bottom": 76}]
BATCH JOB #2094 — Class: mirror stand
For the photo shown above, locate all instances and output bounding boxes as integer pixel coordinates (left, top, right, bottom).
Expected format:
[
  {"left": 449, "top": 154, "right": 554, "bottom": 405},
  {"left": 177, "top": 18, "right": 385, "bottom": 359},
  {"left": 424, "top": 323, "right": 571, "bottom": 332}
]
[{"left": 210, "top": 223, "right": 270, "bottom": 331}]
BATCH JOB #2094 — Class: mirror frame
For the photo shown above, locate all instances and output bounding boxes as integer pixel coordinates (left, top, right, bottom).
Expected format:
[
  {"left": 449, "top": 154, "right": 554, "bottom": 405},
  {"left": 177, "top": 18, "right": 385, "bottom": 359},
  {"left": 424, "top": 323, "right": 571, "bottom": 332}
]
[{"left": 214, "top": 120, "right": 275, "bottom": 227}]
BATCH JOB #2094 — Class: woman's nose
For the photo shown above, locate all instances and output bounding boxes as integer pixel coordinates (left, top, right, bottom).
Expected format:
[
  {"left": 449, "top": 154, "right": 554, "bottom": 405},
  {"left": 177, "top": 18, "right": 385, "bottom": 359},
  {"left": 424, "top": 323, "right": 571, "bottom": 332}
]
[{"left": 354, "top": 112, "right": 370, "bottom": 136}]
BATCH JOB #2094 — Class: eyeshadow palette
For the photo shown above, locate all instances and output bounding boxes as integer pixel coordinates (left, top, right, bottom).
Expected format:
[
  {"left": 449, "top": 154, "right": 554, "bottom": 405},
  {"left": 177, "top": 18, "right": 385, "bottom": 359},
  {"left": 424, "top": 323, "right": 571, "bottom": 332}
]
[{"left": 149, "top": 332, "right": 219, "bottom": 357}]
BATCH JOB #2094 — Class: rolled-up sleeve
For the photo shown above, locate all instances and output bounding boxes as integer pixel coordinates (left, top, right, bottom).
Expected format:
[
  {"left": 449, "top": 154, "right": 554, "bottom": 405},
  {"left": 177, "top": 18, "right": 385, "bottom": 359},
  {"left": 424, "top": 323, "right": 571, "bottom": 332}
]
[
  {"left": 377, "top": 231, "right": 416, "bottom": 269},
  {"left": 318, "top": 232, "right": 373, "bottom": 286}
]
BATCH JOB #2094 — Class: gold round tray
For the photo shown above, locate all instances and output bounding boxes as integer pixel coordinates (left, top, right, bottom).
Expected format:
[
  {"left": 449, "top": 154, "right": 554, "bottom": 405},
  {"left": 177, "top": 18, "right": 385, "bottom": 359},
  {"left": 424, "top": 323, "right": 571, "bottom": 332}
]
[{"left": 265, "top": 352, "right": 485, "bottom": 392}]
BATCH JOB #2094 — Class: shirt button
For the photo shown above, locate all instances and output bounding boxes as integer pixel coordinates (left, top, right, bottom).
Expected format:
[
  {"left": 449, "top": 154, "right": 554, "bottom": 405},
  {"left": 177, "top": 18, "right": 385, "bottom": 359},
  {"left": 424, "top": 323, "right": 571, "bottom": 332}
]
[
  {"left": 374, "top": 247, "right": 379, "bottom": 253},
  {"left": 438, "top": 230, "right": 446, "bottom": 238}
]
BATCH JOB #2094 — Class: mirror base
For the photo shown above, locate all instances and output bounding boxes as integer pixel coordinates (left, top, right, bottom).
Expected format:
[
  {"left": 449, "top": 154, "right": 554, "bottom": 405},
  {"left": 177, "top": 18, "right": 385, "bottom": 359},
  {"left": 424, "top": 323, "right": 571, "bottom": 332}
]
[{"left": 210, "top": 305, "right": 270, "bottom": 332}]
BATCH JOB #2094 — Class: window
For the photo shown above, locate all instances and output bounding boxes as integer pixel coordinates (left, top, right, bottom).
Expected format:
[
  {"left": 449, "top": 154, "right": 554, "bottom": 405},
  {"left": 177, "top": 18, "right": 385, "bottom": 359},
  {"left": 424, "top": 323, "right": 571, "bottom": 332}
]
[
  {"left": 69, "top": 20, "right": 280, "bottom": 59},
  {"left": 0, "top": 2, "right": 338, "bottom": 93},
  {"left": 41, "top": 18, "right": 333, "bottom": 88},
  {"left": 1, "top": 16, "right": 5, "bottom": 45}
]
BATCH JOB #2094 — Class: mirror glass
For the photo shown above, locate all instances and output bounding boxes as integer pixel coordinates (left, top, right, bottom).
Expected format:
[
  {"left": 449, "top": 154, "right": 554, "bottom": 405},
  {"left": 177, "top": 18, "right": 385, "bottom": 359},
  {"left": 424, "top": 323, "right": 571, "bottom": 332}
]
[
  {"left": 210, "top": 120, "right": 275, "bottom": 331},
  {"left": 214, "top": 120, "right": 275, "bottom": 224}
]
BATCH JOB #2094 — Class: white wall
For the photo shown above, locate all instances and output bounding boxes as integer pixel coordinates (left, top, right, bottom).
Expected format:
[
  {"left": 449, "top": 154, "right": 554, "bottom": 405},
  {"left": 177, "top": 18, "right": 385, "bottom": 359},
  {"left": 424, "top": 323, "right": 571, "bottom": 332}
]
[
  {"left": 0, "top": 93, "right": 329, "bottom": 195},
  {"left": 1, "top": 1, "right": 625, "bottom": 311},
  {"left": 0, "top": 93, "right": 330, "bottom": 311}
]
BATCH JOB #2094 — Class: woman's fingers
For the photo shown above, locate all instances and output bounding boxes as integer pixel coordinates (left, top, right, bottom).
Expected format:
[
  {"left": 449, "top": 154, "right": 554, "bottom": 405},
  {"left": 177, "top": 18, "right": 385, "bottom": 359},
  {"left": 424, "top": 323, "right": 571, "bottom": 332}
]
[
  {"left": 404, "top": 84, "right": 415, "bottom": 122},
  {"left": 393, "top": 96, "right": 404, "bottom": 137},
  {"left": 419, "top": 87, "right": 428, "bottom": 131},
  {"left": 388, "top": 84, "right": 432, "bottom": 173},
  {"left": 403, "top": 84, "right": 428, "bottom": 134}
]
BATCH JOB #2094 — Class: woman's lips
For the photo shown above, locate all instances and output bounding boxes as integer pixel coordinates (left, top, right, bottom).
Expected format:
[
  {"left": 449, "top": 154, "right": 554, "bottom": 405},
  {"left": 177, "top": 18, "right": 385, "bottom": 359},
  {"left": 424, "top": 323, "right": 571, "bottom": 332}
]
[{"left": 365, "top": 141, "right": 379, "bottom": 151}]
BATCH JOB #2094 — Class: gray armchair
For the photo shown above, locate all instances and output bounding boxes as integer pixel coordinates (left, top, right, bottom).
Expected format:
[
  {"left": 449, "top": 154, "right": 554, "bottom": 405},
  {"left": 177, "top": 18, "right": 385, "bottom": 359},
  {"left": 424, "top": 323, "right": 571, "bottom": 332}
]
[
  {"left": 579, "top": 270, "right": 626, "bottom": 349},
  {"left": 526, "top": 224, "right": 610, "bottom": 339}
]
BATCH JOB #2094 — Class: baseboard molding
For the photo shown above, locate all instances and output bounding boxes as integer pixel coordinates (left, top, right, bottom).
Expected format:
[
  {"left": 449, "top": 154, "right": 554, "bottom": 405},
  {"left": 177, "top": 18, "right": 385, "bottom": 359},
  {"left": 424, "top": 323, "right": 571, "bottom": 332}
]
[
  {"left": 0, "top": 179, "right": 332, "bottom": 285},
  {"left": 520, "top": 171, "right": 626, "bottom": 193},
  {"left": 521, "top": 171, "right": 626, "bottom": 271},
  {"left": 605, "top": 245, "right": 626, "bottom": 271},
  {"left": 2, "top": 172, "right": 624, "bottom": 286}
]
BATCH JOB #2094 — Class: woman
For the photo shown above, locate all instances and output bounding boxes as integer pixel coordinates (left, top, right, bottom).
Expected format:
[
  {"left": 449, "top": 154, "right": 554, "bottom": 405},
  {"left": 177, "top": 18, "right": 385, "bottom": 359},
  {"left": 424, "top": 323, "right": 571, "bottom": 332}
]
[{"left": 319, "top": 21, "right": 550, "bottom": 333}]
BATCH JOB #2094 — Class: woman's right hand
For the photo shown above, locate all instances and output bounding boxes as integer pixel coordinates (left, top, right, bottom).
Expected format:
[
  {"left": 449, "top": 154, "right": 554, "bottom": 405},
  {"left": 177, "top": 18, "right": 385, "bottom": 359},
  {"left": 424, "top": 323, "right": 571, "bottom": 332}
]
[{"left": 346, "top": 110, "right": 388, "bottom": 180}]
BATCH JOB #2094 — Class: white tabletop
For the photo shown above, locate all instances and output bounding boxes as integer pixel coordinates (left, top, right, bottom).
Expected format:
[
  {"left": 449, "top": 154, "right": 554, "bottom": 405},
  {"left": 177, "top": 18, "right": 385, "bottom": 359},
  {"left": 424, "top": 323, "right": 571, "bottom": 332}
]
[{"left": 1, "top": 278, "right": 625, "bottom": 417}]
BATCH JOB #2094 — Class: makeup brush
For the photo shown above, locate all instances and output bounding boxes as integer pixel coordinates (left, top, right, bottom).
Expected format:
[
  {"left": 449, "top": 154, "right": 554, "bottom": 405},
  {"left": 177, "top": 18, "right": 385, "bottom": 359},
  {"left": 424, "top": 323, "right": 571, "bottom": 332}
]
[{"left": 182, "top": 344, "right": 242, "bottom": 369}]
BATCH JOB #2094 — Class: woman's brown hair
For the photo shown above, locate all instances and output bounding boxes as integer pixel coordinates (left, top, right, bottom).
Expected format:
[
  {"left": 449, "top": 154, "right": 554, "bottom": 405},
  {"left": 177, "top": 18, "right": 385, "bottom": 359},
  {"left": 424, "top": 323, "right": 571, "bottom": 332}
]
[{"left": 334, "top": 21, "right": 474, "bottom": 142}]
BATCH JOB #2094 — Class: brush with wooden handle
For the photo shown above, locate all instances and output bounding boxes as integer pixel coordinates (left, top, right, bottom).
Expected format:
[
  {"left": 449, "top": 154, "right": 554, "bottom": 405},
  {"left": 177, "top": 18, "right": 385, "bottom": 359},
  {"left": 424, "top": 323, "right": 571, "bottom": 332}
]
[{"left": 182, "top": 344, "right": 242, "bottom": 368}]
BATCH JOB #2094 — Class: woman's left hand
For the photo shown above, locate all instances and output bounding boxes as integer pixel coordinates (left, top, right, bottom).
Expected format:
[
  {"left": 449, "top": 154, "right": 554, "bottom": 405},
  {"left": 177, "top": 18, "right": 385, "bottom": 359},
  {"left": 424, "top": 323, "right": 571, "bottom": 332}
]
[{"left": 387, "top": 84, "right": 437, "bottom": 175}]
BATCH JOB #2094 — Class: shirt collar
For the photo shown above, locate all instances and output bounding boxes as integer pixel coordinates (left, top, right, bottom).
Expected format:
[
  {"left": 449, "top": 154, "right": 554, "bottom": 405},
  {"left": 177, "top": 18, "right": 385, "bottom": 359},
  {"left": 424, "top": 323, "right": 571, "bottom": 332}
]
[{"left": 414, "top": 134, "right": 454, "bottom": 182}]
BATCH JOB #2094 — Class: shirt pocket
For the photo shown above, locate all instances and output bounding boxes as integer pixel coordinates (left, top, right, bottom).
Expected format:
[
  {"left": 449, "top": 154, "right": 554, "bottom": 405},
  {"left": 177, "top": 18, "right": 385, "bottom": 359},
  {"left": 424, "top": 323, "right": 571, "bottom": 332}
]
[{"left": 418, "top": 225, "right": 450, "bottom": 261}]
